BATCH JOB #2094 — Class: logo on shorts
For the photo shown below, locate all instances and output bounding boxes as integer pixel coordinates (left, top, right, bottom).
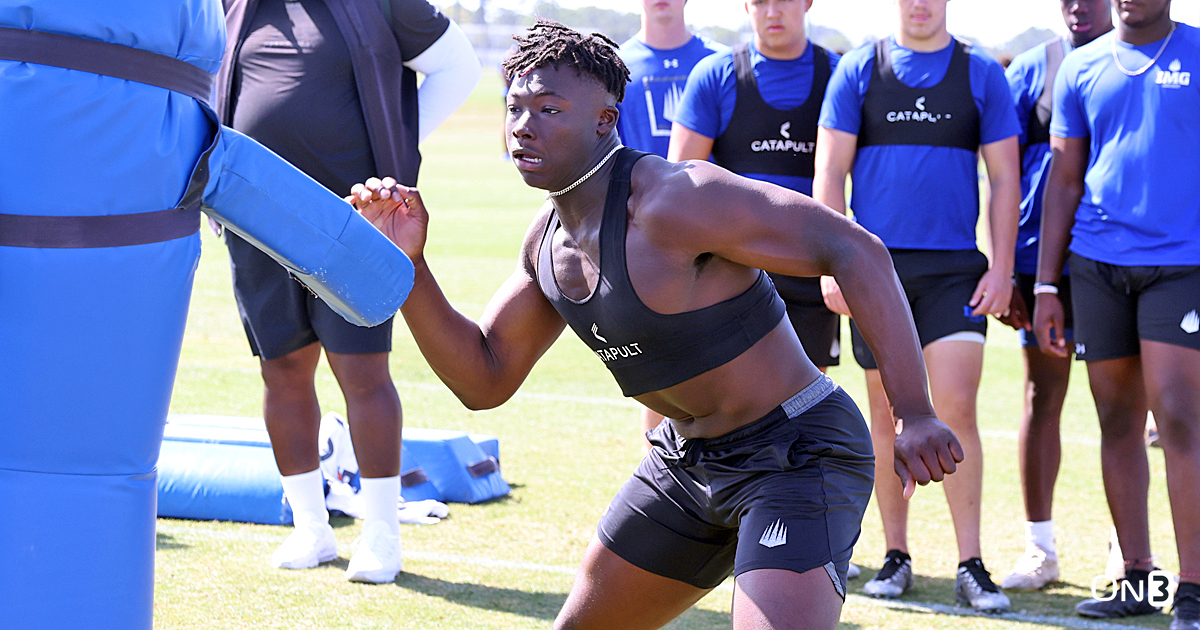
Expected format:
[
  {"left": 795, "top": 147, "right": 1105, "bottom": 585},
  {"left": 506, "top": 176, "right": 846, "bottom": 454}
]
[
  {"left": 1182, "top": 310, "right": 1200, "bottom": 334},
  {"left": 759, "top": 519, "right": 788, "bottom": 548},
  {"left": 1075, "top": 343, "right": 1086, "bottom": 356}
]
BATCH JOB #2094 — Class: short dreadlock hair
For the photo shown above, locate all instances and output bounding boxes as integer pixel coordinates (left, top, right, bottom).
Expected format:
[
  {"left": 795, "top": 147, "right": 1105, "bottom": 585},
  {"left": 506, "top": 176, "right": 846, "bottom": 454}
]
[{"left": 502, "top": 19, "right": 630, "bottom": 103}]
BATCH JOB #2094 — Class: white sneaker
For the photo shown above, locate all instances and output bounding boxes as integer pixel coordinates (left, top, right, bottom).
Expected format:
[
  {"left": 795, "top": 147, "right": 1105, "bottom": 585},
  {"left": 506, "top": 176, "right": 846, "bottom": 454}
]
[
  {"left": 862, "top": 550, "right": 913, "bottom": 598},
  {"left": 1001, "top": 547, "right": 1059, "bottom": 590},
  {"left": 346, "top": 521, "right": 402, "bottom": 583},
  {"left": 271, "top": 520, "right": 338, "bottom": 569},
  {"left": 956, "top": 558, "right": 1011, "bottom": 613},
  {"left": 847, "top": 562, "right": 862, "bottom": 579}
]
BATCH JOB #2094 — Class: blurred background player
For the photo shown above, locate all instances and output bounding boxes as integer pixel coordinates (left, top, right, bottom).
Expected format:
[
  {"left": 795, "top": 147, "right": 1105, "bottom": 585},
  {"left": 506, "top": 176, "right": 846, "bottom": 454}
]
[
  {"left": 1033, "top": 0, "right": 1200, "bottom": 625},
  {"left": 814, "top": 0, "right": 1021, "bottom": 611},
  {"left": 997, "top": 0, "right": 1113, "bottom": 592},
  {"left": 616, "top": 0, "right": 726, "bottom": 448},
  {"left": 215, "top": 0, "right": 480, "bottom": 583}
]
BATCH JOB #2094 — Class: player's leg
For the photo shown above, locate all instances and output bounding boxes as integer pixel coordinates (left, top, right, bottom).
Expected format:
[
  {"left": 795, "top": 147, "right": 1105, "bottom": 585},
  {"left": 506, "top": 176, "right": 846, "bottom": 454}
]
[
  {"left": 1141, "top": 341, "right": 1200, "bottom": 579},
  {"left": 261, "top": 342, "right": 325, "bottom": 475},
  {"left": 321, "top": 308, "right": 403, "bottom": 583},
  {"left": 732, "top": 568, "right": 843, "bottom": 630},
  {"left": 554, "top": 538, "right": 712, "bottom": 630},
  {"left": 1135, "top": 264, "right": 1200, "bottom": 627},
  {"left": 326, "top": 350, "right": 401, "bottom": 478},
  {"left": 1068, "top": 254, "right": 1156, "bottom": 617},
  {"left": 851, "top": 323, "right": 912, "bottom": 598}
]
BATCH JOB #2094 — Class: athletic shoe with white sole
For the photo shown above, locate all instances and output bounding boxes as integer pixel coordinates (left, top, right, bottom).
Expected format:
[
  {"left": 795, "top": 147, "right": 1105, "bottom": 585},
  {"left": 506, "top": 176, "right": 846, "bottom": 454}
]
[
  {"left": 956, "top": 558, "right": 1011, "bottom": 612},
  {"left": 863, "top": 550, "right": 913, "bottom": 598},
  {"left": 1171, "top": 583, "right": 1200, "bottom": 630},
  {"left": 346, "top": 520, "right": 402, "bottom": 584},
  {"left": 1076, "top": 569, "right": 1161, "bottom": 618},
  {"left": 1001, "top": 547, "right": 1060, "bottom": 590},
  {"left": 271, "top": 520, "right": 338, "bottom": 570},
  {"left": 847, "top": 562, "right": 861, "bottom": 579}
]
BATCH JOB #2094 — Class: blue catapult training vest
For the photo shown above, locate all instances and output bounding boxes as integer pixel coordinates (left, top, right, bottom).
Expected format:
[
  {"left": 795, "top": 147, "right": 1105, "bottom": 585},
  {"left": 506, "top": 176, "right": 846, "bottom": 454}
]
[{"left": 535, "top": 148, "right": 786, "bottom": 397}]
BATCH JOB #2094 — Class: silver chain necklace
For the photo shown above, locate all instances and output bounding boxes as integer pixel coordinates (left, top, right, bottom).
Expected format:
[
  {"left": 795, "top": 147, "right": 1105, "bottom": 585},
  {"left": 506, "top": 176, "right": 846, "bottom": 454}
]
[
  {"left": 1112, "top": 22, "right": 1176, "bottom": 76},
  {"left": 546, "top": 145, "right": 623, "bottom": 198}
]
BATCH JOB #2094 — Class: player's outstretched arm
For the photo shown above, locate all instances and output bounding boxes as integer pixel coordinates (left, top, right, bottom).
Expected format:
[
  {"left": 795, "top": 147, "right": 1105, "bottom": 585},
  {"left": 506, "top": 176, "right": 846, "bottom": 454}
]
[
  {"left": 659, "top": 164, "right": 964, "bottom": 497},
  {"left": 1033, "top": 135, "right": 1087, "bottom": 357},
  {"left": 351, "top": 178, "right": 566, "bottom": 409}
]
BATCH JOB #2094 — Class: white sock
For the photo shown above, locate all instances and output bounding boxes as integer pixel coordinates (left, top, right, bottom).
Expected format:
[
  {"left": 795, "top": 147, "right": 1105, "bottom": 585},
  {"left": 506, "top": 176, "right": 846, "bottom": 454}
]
[
  {"left": 360, "top": 476, "right": 402, "bottom": 537},
  {"left": 281, "top": 469, "right": 329, "bottom": 530},
  {"left": 1025, "top": 520, "right": 1056, "bottom": 555}
]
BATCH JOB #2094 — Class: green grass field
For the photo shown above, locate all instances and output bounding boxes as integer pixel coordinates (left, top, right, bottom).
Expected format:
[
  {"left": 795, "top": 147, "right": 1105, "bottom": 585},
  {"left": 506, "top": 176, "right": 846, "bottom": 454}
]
[{"left": 157, "top": 74, "right": 1178, "bottom": 629}]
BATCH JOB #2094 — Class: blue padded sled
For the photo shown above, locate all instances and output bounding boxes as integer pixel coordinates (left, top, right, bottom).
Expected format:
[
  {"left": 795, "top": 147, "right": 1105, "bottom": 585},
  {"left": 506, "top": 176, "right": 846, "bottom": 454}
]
[
  {"left": 402, "top": 428, "right": 511, "bottom": 504},
  {"left": 156, "top": 416, "right": 507, "bottom": 523}
]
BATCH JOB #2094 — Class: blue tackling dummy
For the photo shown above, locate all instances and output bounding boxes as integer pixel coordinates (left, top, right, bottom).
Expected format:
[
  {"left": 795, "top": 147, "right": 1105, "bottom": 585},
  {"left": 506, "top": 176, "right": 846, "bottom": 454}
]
[{"left": 0, "top": 2, "right": 414, "bottom": 628}]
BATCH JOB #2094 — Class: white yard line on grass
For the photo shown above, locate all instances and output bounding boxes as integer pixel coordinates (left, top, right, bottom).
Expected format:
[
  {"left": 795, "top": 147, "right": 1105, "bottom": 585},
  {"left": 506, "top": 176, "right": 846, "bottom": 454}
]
[{"left": 158, "top": 523, "right": 1148, "bottom": 630}]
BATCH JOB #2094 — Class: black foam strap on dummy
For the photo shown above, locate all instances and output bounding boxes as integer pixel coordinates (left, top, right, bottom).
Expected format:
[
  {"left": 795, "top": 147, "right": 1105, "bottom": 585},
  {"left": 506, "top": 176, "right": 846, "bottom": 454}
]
[{"left": 0, "top": 26, "right": 214, "bottom": 104}]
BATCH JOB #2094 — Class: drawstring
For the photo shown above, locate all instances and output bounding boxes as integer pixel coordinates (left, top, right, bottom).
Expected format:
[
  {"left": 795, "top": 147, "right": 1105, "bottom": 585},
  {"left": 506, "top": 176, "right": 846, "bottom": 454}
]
[{"left": 663, "top": 437, "right": 706, "bottom": 469}]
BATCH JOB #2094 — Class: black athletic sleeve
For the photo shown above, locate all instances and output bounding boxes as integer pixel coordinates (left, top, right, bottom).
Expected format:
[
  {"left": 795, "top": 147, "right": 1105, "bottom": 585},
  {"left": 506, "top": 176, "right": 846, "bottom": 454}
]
[{"left": 386, "top": 0, "right": 451, "bottom": 61}]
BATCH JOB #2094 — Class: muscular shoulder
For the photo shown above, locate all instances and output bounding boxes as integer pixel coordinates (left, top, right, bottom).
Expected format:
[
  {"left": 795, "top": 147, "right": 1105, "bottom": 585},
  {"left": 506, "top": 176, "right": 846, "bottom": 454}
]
[
  {"left": 519, "top": 203, "right": 555, "bottom": 275},
  {"left": 627, "top": 156, "right": 776, "bottom": 243}
]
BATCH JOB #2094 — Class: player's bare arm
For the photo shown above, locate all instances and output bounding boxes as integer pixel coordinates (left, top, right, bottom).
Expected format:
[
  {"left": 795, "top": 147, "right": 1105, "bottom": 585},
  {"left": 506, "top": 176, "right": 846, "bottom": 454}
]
[
  {"left": 812, "top": 126, "right": 859, "bottom": 316},
  {"left": 666, "top": 122, "right": 715, "bottom": 162},
  {"left": 353, "top": 179, "right": 566, "bottom": 409},
  {"left": 646, "top": 159, "right": 964, "bottom": 495},
  {"left": 1033, "top": 135, "right": 1087, "bottom": 357},
  {"left": 972, "top": 136, "right": 1021, "bottom": 316}
]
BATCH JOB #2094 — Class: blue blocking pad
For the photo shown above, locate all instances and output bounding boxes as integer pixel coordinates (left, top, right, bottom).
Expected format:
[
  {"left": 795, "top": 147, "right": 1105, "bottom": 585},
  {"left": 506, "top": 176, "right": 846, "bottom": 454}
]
[
  {"left": 401, "top": 428, "right": 511, "bottom": 504},
  {"left": 157, "top": 416, "right": 508, "bottom": 524},
  {"left": 0, "top": 467, "right": 156, "bottom": 630},
  {"left": 202, "top": 127, "right": 415, "bottom": 327}
]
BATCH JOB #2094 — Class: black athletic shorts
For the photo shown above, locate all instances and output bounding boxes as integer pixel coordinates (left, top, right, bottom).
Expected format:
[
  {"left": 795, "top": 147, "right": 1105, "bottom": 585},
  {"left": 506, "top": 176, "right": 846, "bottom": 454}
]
[
  {"left": 851, "top": 249, "right": 989, "bottom": 370},
  {"left": 597, "top": 375, "right": 874, "bottom": 594},
  {"left": 1068, "top": 253, "right": 1200, "bottom": 361},
  {"left": 769, "top": 274, "right": 840, "bottom": 367},
  {"left": 226, "top": 232, "right": 394, "bottom": 360},
  {"left": 1014, "top": 272, "right": 1073, "bottom": 348}
]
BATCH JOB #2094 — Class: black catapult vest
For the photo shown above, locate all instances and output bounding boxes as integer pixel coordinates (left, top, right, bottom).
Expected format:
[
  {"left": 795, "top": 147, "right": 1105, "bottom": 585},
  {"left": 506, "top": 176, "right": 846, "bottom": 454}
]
[
  {"left": 711, "top": 43, "right": 832, "bottom": 178},
  {"left": 1025, "top": 37, "right": 1065, "bottom": 147},
  {"left": 535, "top": 148, "right": 786, "bottom": 398},
  {"left": 857, "top": 38, "right": 980, "bottom": 151}
]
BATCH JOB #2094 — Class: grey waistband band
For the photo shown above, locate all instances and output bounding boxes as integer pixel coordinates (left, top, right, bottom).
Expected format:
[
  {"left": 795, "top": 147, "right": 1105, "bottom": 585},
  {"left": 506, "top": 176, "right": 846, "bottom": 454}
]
[
  {"left": 781, "top": 373, "right": 838, "bottom": 419},
  {"left": 0, "top": 26, "right": 214, "bottom": 105},
  {"left": 0, "top": 204, "right": 201, "bottom": 249}
]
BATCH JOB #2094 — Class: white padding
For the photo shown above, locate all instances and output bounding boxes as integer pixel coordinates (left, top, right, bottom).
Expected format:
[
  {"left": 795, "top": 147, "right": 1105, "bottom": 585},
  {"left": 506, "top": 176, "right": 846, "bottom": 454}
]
[{"left": 931, "top": 331, "right": 986, "bottom": 345}]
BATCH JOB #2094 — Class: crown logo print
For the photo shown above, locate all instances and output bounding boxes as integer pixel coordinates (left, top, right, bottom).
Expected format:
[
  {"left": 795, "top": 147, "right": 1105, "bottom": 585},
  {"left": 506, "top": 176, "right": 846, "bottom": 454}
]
[{"left": 759, "top": 519, "right": 788, "bottom": 548}]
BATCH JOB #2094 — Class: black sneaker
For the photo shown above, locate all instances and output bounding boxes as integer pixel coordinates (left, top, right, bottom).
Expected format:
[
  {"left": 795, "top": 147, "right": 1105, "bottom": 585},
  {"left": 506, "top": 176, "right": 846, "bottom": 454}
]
[
  {"left": 955, "top": 557, "right": 1011, "bottom": 612},
  {"left": 1172, "top": 582, "right": 1200, "bottom": 630},
  {"left": 862, "top": 550, "right": 913, "bottom": 598},
  {"left": 1076, "top": 569, "right": 1161, "bottom": 618}
]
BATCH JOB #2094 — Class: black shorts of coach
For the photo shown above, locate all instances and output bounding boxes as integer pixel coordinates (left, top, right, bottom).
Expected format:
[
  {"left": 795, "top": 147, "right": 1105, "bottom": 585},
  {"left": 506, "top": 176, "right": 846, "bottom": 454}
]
[
  {"left": 769, "top": 274, "right": 841, "bottom": 368},
  {"left": 1068, "top": 253, "right": 1200, "bottom": 361},
  {"left": 851, "top": 249, "right": 990, "bottom": 370},
  {"left": 597, "top": 374, "right": 874, "bottom": 595},
  {"left": 226, "top": 231, "right": 394, "bottom": 360}
]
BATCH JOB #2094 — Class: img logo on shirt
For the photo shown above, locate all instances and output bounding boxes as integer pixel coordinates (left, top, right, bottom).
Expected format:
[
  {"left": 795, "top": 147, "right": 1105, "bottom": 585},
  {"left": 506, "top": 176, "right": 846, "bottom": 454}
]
[{"left": 1156, "top": 59, "right": 1191, "bottom": 88}]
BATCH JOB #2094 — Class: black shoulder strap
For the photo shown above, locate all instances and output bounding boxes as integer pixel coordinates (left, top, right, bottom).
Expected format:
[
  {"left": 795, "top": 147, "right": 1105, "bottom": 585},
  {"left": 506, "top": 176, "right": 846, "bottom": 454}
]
[
  {"left": 0, "top": 26, "right": 214, "bottom": 105},
  {"left": 1038, "top": 37, "right": 1065, "bottom": 114},
  {"left": 601, "top": 148, "right": 651, "bottom": 276},
  {"left": 732, "top": 42, "right": 756, "bottom": 91}
]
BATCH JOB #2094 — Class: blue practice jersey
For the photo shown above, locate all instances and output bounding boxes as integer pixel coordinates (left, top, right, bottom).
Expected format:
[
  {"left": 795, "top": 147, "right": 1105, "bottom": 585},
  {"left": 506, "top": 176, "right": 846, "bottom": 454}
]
[
  {"left": 616, "top": 35, "right": 726, "bottom": 158},
  {"left": 1052, "top": 24, "right": 1200, "bottom": 266},
  {"left": 673, "top": 43, "right": 840, "bottom": 195},
  {"left": 1007, "top": 37, "right": 1072, "bottom": 275},
  {"left": 818, "top": 36, "right": 1019, "bottom": 250}
]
